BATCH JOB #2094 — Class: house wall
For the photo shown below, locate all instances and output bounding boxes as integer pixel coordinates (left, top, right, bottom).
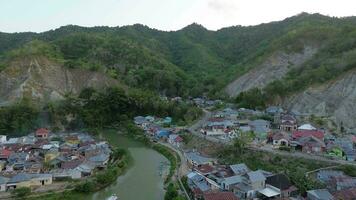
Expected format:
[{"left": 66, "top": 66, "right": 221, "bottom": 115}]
[
  {"left": 273, "top": 139, "right": 289, "bottom": 146},
  {"left": 251, "top": 180, "right": 265, "bottom": 190},
  {"left": 30, "top": 177, "right": 52, "bottom": 186},
  {"left": 206, "top": 129, "right": 226, "bottom": 136},
  {"left": 0, "top": 184, "right": 5, "bottom": 192}
]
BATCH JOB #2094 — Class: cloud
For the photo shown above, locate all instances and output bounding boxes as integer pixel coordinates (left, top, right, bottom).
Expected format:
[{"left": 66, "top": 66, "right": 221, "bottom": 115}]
[{"left": 207, "top": 0, "right": 239, "bottom": 15}]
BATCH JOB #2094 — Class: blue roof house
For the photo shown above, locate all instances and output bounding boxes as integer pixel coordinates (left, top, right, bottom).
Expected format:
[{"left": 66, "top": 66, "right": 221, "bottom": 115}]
[
  {"left": 163, "top": 117, "right": 172, "bottom": 124},
  {"left": 156, "top": 129, "right": 171, "bottom": 138}
]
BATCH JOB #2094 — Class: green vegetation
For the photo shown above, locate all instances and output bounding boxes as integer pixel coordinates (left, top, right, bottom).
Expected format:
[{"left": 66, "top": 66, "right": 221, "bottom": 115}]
[
  {"left": 218, "top": 145, "right": 327, "bottom": 194},
  {"left": 152, "top": 144, "right": 179, "bottom": 184},
  {"left": 0, "top": 99, "right": 39, "bottom": 135},
  {"left": 164, "top": 183, "right": 186, "bottom": 200},
  {"left": 12, "top": 187, "right": 31, "bottom": 199},
  {"left": 46, "top": 87, "right": 201, "bottom": 131},
  {"left": 3, "top": 13, "right": 356, "bottom": 98}
]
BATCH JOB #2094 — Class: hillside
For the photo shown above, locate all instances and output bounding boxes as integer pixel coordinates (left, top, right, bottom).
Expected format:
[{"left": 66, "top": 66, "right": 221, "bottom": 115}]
[
  {"left": 2, "top": 13, "right": 356, "bottom": 129},
  {"left": 286, "top": 69, "right": 356, "bottom": 131},
  {"left": 0, "top": 42, "right": 118, "bottom": 105}
]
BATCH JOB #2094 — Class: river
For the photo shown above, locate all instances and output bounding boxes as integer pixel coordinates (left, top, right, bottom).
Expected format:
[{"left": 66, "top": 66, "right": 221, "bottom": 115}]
[{"left": 88, "top": 132, "right": 169, "bottom": 200}]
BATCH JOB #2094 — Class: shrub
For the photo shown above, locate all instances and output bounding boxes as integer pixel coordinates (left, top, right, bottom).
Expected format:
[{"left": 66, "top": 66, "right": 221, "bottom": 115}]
[
  {"left": 12, "top": 187, "right": 31, "bottom": 199},
  {"left": 74, "top": 181, "right": 95, "bottom": 193}
]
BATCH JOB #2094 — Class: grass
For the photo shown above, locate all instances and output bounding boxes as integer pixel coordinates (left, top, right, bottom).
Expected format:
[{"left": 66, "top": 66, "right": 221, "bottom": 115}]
[{"left": 152, "top": 143, "right": 179, "bottom": 184}]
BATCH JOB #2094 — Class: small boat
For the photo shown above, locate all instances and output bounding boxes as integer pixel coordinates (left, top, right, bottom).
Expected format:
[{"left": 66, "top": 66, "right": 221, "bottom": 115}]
[{"left": 106, "top": 194, "right": 118, "bottom": 200}]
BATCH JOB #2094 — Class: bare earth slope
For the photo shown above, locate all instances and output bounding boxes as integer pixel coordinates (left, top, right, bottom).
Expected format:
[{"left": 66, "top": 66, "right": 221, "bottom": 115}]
[
  {"left": 225, "top": 46, "right": 317, "bottom": 97},
  {"left": 286, "top": 70, "right": 356, "bottom": 131},
  {"left": 0, "top": 57, "right": 118, "bottom": 105}
]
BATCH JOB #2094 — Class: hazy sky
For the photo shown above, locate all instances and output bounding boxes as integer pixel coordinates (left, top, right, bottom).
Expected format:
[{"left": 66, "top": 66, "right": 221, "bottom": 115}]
[{"left": 1, "top": 0, "right": 356, "bottom": 33}]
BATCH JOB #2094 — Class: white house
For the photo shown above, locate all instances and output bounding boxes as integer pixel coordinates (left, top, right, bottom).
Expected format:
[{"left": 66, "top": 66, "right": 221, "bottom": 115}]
[
  {"left": 168, "top": 134, "right": 183, "bottom": 147},
  {"left": 0, "top": 176, "right": 9, "bottom": 191},
  {"left": 0, "top": 136, "right": 6, "bottom": 144}
]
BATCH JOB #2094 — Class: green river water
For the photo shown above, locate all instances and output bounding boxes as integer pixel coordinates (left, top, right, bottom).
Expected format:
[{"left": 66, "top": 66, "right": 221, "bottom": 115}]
[{"left": 88, "top": 132, "right": 169, "bottom": 200}]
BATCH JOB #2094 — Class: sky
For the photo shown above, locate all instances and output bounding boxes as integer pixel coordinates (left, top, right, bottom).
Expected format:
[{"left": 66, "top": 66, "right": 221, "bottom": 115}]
[{"left": 1, "top": 0, "right": 356, "bottom": 33}]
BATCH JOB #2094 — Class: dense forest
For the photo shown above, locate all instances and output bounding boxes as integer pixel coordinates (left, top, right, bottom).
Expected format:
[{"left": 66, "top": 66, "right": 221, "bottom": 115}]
[
  {"left": 1, "top": 13, "right": 356, "bottom": 130},
  {"left": 2, "top": 13, "right": 356, "bottom": 100},
  {"left": 0, "top": 87, "right": 202, "bottom": 135}
]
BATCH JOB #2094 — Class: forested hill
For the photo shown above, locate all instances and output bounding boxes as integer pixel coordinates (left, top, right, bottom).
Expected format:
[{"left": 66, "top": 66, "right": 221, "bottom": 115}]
[{"left": 1, "top": 12, "right": 356, "bottom": 102}]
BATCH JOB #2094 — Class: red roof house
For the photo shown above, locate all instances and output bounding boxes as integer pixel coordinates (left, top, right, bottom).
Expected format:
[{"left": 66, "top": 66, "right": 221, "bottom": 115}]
[
  {"left": 174, "top": 136, "right": 183, "bottom": 143},
  {"left": 292, "top": 130, "right": 324, "bottom": 140},
  {"left": 35, "top": 128, "right": 49, "bottom": 138},
  {"left": 0, "top": 149, "right": 12, "bottom": 159},
  {"left": 203, "top": 192, "right": 239, "bottom": 200}
]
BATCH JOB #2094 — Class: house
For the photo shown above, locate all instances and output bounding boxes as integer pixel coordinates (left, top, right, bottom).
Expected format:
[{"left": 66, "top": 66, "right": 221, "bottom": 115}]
[
  {"left": 61, "top": 158, "right": 84, "bottom": 169},
  {"left": 233, "top": 182, "right": 255, "bottom": 199},
  {"left": 0, "top": 176, "right": 9, "bottom": 191},
  {"left": 221, "top": 175, "right": 243, "bottom": 190},
  {"left": 204, "top": 120, "right": 236, "bottom": 136},
  {"left": 293, "top": 136, "right": 326, "bottom": 153},
  {"left": 0, "top": 149, "right": 12, "bottom": 160},
  {"left": 0, "top": 161, "right": 6, "bottom": 171},
  {"left": 51, "top": 169, "right": 82, "bottom": 180},
  {"left": 8, "top": 152, "right": 29, "bottom": 165},
  {"left": 222, "top": 108, "right": 239, "bottom": 120},
  {"left": 247, "top": 171, "right": 266, "bottom": 190},
  {"left": 145, "top": 115, "right": 155, "bottom": 122},
  {"left": 163, "top": 117, "right": 172, "bottom": 124},
  {"left": 76, "top": 162, "right": 96, "bottom": 176},
  {"left": 156, "top": 129, "right": 171, "bottom": 138},
  {"left": 333, "top": 187, "right": 356, "bottom": 200},
  {"left": 195, "top": 164, "right": 215, "bottom": 175},
  {"left": 7, "top": 173, "right": 53, "bottom": 189},
  {"left": 279, "top": 114, "right": 297, "bottom": 132},
  {"left": 185, "top": 152, "right": 216, "bottom": 167},
  {"left": 66, "top": 136, "right": 80, "bottom": 144},
  {"left": 257, "top": 185, "right": 281, "bottom": 199},
  {"left": 168, "top": 134, "right": 183, "bottom": 147},
  {"left": 307, "top": 189, "right": 334, "bottom": 200},
  {"left": 35, "top": 128, "right": 49, "bottom": 139},
  {"left": 266, "top": 106, "right": 283, "bottom": 116},
  {"left": 317, "top": 170, "right": 345, "bottom": 183},
  {"left": 45, "top": 149, "right": 60, "bottom": 162},
  {"left": 0, "top": 135, "right": 6, "bottom": 143},
  {"left": 265, "top": 173, "right": 298, "bottom": 197},
  {"left": 249, "top": 120, "right": 271, "bottom": 141},
  {"left": 88, "top": 153, "right": 110, "bottom": 167},
  {"left": 134, "top": 116, "right": 147, "bottom": 125},
  {"left": 272, "top": 132, "right": 290, "bottom": 147},
  {"left": 187, "top": 172, "right": 212, "bottom": 198},
  {"left": 203, "top": 191, "right": 239, "bottom": 200},
  {"left": 298, "top": 124, "right": 317, "bottom": 130},
  {"left": 230, "top": 164, "right": 250, "bottom": 175},
  {"left": 292, "top": 130, "right": 324, "bottom": 140}
]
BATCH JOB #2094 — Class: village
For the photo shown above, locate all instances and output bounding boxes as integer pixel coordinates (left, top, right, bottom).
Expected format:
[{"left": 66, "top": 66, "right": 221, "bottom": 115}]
[
  {"left": 134, "top": 98, "right": 356, "bottom": 200},
  {"left": 0, "top": 129, "right": 111, "bottom": 193}
]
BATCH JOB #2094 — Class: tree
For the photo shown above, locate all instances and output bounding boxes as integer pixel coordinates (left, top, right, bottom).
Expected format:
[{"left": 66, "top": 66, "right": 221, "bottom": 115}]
[{"left": 164, "top": 183, "right": 178, "bottom": 200}]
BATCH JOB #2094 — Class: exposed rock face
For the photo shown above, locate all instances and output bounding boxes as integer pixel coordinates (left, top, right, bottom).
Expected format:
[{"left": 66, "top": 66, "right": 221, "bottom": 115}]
[
  {"left": 0, "top": 57, "right": 118, "bottom": 105},
  {"left": 225, "top": 46, "right": 317, "bottom": 97},
  {"left": 286, "top": 70, "right": 356, "bottom": 131}
]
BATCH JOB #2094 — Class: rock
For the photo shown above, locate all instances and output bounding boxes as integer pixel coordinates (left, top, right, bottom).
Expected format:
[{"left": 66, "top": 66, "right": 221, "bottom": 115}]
[
  {"left": 0, "top": 56, "right": 118, "bottom": 104},
  {"left": 286, "top": 70, "right": 356, "bottom": 131},
  {"left": 225, "top": 46, "right": 318, "bottom": 97}
]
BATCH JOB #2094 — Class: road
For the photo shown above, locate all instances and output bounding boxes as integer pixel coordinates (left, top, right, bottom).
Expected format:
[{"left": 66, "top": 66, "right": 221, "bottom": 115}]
[{"left": 250, "top": 145, "right": 356, "bottom": 166}]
